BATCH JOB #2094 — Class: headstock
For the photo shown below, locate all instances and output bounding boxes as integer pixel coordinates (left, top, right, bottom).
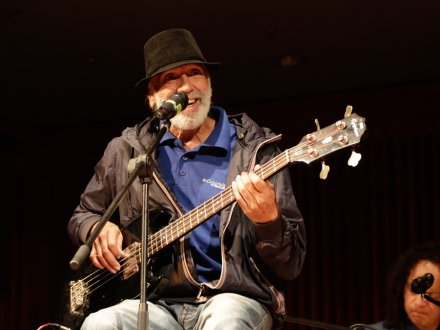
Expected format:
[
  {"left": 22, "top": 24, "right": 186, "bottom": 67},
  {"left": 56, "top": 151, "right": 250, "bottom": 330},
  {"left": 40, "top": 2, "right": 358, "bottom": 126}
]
[{"left": 288, "top": 106, "right": 367, "bottom": 179}]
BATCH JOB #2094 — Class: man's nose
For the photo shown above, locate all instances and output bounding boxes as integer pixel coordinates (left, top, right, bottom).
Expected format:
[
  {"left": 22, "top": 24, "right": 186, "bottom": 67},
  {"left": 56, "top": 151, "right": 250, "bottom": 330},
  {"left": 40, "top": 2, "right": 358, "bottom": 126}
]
[{"left": 177, "top": 74, "right": 192, "bottom": 93}]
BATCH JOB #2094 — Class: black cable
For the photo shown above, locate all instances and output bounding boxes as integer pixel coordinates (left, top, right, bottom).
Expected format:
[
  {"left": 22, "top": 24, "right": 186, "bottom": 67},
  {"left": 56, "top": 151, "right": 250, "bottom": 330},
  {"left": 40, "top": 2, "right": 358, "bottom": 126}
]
[
  {"left": 285, "top": 316, "right": 349, "bottom": 330},
  {"left": 349, "top": 323, "right": 378, "bottom": 330}
]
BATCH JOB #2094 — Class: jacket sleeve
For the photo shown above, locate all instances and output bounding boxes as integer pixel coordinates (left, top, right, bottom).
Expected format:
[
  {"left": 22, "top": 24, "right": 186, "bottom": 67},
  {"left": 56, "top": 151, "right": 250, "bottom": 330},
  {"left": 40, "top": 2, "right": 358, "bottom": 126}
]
[
  {"left": 67, "top": 137, "right": 125, "bottom": 247},
  {"left": 253, "top": 146, "right": 307, "bottom": 281}
]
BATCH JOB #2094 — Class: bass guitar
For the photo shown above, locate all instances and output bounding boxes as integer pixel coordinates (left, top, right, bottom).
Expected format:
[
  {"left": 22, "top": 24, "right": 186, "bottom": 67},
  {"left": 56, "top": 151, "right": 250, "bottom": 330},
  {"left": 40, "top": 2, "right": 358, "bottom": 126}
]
[{"left": 59, "top": 111, "right": 367, "bottom": 330}]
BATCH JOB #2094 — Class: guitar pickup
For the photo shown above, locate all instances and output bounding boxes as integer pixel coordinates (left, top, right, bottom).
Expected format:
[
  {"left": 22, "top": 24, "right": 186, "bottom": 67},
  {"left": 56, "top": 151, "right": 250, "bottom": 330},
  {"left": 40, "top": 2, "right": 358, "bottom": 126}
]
[{"left": 122, "top": 242, "right": 141, "bottom": 280}]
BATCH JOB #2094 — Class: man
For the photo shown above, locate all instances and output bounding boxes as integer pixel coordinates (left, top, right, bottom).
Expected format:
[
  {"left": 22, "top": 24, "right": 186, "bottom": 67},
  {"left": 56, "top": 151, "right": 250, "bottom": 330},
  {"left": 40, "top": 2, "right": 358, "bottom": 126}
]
[
  {"left": 68, "top": 28, "right": 306, "bottom": 330},
  {"left": 371, "top": 241, "right": 440, "bottom": 330}
]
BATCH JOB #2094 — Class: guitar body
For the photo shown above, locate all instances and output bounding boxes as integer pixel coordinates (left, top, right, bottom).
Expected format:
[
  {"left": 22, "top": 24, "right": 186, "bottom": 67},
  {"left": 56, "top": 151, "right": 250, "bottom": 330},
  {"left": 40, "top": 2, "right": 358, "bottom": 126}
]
[{"left": 59, "top": 209, "right": 171, "bottom": 330}]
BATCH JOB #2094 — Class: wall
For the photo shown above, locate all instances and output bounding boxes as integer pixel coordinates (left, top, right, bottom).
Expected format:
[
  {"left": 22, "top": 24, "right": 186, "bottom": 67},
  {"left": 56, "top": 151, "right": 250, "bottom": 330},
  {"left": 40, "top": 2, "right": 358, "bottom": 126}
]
[{"left": 0, "top": 80, "right": 439, "bottom": 330}]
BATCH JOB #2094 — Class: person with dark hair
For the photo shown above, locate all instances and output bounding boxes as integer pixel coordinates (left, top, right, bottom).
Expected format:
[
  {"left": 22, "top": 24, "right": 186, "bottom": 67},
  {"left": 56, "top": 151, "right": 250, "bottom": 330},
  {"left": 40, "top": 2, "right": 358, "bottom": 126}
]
[
  {"left": 371, "top": 241, "right": 440, "bottom": 330},
  {"left": 67, "top": 28, "right": 306, "bottom": 330}
]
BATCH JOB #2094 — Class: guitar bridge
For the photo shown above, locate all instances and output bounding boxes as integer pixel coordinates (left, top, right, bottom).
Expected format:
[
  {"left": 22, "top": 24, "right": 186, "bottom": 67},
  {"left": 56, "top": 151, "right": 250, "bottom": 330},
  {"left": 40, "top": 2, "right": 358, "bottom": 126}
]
[{"left": 69, "top": 279, "right": 90, "bottom": 316}]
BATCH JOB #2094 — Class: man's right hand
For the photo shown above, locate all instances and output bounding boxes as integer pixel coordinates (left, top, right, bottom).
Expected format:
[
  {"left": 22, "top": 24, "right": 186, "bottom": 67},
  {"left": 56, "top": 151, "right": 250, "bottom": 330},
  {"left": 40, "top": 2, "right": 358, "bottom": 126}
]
[{"left": 89, "top": 221, "right": 125, "bottom": 274}]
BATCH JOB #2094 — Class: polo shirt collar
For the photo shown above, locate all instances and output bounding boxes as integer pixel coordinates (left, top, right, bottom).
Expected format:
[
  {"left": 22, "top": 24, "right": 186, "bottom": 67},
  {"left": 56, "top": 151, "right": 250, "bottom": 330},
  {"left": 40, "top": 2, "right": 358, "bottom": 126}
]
[{"left": 159, "top": 106, "right": 230, "bottom": 152}]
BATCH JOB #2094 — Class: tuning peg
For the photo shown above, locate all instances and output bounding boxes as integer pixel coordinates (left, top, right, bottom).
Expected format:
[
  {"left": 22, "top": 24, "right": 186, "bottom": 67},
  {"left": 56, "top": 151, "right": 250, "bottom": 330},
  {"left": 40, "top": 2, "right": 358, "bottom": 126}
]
[
  {"left": 319, "top": 161, "right": 330, "bottom": 180},
  {"left": 344, "top": 105, "right": 353, "bottom": 118},
  {"left": 348, "top": 148, "right": 362, "bottom": 167},
  {"left": 315, "top": 118, "right": 321, "bottom": 130}
]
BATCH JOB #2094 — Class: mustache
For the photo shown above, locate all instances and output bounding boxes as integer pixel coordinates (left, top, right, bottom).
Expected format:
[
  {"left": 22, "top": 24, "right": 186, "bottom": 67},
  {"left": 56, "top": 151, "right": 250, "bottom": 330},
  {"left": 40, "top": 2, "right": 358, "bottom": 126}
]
[
  {"left": 153, "top": 91, "right": 206, "bottom": 109},
  {"left": 186, "top": 91, "right": 203, "bottom": 100}
]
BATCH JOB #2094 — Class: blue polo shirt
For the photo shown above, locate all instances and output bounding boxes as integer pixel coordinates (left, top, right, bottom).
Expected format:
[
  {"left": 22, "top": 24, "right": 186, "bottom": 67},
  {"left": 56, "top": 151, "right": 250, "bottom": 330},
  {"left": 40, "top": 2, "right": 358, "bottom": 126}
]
[{"left": 156, "top": 106, "right": 237, "bottom": 282}]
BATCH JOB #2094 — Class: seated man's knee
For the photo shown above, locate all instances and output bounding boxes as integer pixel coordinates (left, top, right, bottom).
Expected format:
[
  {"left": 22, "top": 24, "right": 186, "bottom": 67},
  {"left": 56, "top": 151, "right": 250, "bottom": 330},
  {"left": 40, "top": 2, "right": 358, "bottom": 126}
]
[{"left": 198, "top": 293, "right": 272, "bottom": 330}]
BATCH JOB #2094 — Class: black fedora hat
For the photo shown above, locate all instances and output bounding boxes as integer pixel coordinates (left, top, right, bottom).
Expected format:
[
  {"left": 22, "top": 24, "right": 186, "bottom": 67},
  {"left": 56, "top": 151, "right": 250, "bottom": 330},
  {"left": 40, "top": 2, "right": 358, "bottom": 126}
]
[{"left": 135, "top": 29, "right": 221, "bottom": 92}]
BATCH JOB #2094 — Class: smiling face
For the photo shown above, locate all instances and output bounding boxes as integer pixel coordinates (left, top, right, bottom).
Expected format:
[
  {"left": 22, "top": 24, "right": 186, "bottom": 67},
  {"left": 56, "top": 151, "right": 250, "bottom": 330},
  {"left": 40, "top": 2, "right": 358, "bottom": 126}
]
[
  {"left": 148, "top": 64, "right": 212, "bottom": 130},
  {"left": 404, "top": 260, "right": 440, "bottom": 330}
]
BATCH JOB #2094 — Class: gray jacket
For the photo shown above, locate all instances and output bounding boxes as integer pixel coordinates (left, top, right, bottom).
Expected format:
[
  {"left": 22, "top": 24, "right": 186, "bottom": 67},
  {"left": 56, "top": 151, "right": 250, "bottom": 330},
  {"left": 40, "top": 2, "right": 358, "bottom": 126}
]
[
  {"left": 370, "top": 321, "right": 418, "bottom": 330},
  {"left": 68, "top": 110, "right": 306, "bottom": 329}
]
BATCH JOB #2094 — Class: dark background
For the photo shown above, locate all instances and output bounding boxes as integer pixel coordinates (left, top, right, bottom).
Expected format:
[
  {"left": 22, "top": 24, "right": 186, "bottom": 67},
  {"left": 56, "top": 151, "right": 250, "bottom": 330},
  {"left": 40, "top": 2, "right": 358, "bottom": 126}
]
[{"left": 1, "top": 1, "right": 439, "bottom": 329}]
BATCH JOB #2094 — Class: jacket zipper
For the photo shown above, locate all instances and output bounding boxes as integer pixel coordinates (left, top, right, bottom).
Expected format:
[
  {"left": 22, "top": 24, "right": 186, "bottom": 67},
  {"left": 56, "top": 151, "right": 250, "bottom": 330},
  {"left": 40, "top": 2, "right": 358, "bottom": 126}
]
[
  {"left": 152, "top": 135, "right": 284, "bottom": 305},
  {"left": 196, "top": 283, "right": 206, "bottom": 300},
  {"left": 153, "top": 171, "right": 184, "bottom": 218},
  {"left": 249, "top": 257, "right": 285, "bottom": 315},
  {"left": 154, "top": 170, "right": 214, "bottom": 294},
  {"left": 248, "top": 134, "right": 282, "bottom": 173},
  {"left": 186, "top": 135, "right": 284, "bottom": 292}
]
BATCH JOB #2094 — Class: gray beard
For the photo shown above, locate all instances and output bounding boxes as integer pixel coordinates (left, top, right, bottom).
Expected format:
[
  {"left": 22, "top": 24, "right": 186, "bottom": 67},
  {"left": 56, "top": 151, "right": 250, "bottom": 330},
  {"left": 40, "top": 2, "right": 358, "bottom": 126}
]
[{"left": 152, "top": 86, "right": 212, "bottom": 131}]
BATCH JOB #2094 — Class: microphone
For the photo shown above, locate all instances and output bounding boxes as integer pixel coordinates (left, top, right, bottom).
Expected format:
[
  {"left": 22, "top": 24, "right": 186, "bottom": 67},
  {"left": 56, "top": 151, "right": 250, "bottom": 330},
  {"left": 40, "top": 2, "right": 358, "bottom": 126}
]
[
  {"left": 411, "top": 273, "right": 434, "bottom": 294},
  {"left": 155, "top": 92, "right": 189, "bottom": 120},
  {"left": 411, "top": 273, "right": 440, "bottom": 307}
]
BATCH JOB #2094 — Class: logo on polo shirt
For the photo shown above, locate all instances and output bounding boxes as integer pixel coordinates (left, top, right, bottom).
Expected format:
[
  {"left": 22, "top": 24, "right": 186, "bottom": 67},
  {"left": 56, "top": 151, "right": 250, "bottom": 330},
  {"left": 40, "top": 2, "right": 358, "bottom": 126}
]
[{"left": 202, "top": 178, "right": 226, "bottom": 190}]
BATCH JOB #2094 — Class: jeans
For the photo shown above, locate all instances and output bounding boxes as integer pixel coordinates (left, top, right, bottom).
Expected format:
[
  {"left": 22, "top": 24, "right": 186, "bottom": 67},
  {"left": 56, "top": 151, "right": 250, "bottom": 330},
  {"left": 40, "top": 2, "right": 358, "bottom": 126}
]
[{"left": 80, "top": 292, "right": 273, "bottom": 330}]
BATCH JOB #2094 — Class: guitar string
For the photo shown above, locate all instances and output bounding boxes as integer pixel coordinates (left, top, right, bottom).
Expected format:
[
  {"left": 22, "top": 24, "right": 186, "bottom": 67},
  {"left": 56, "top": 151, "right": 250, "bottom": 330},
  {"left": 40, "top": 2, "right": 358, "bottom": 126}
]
[
  {"left": 69, "top": 138, "right": 304, "bottom": 301},
  {"left": 131, "top": 125, "right": 345, "bottom": 261},
  {"left": 145, "top": 124, "right": 344, "bottom": 254},
  {"left": 69, "top": 122, "right": 349, "bottom": 302},
  {"left": 72, "top": 257, "right": 130, "bottom": 294},
  {"left": 70, "top": 249, "right": 147, "bottom": 300}
]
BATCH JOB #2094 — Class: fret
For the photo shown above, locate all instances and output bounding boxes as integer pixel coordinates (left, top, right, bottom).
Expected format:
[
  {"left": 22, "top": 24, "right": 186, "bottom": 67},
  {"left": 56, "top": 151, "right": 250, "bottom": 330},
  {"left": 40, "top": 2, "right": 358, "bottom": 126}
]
[
  {"left": 171, "top": 221, "right": 176, "bottom": 242},
  {"left": 212, "top": 196, "right": 220, "bottom": 214},
  {"left": 174, "top": 218, "right": 180, "bottom": 238},
  {"left": 158, "top": 231, "right": 162, "bottom": 251},
  {"left": 286, "top": 149, "right": 292, "bottom": 163},
  {"left": 148, "top": 234, "right": 154, "bottom": 255},
  {"left": 161, "top": 232, "right": 166, "bottom": 247}
]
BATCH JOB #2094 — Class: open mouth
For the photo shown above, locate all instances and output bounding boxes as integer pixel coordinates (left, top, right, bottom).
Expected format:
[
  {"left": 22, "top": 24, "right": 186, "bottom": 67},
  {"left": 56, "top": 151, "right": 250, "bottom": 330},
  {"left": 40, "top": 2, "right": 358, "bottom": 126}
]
[{"left": 187, "top": 98, "right": 199, "bottom": 107}]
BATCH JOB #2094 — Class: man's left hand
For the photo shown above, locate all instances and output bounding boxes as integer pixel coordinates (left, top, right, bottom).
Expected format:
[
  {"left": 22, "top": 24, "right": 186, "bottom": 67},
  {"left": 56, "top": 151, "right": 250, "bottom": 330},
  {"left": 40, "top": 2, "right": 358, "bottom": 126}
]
[{"left": 231, "top": 165, "right": 280, "bottom": 224}]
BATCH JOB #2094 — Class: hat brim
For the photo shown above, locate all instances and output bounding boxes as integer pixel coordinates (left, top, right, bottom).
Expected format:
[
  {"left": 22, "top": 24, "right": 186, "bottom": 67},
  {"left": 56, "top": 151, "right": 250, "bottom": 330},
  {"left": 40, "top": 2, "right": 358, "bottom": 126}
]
[{"left": 135, "top": 60, "right": 221, "bottom": 92}]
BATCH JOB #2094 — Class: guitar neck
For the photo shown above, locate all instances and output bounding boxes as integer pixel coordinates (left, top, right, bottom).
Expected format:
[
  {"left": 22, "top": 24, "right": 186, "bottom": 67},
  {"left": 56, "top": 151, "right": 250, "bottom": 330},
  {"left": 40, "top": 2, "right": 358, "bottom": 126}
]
[
  {"left": 147, "top": 112, "right": 367, "bottom": 256},
  {"left": 147, "top": 143, "right": 300, "bottom": 256}
]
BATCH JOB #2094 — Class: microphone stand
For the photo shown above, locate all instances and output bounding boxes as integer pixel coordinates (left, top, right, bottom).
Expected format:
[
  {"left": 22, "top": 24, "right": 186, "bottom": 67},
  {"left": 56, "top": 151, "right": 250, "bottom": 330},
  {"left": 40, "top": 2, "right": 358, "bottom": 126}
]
[
  {"left": 69, "top": 119, "right": 172, "bottom": 330},
  {"left": 422, "top": 294, "right": 440, "bottom": 307}
]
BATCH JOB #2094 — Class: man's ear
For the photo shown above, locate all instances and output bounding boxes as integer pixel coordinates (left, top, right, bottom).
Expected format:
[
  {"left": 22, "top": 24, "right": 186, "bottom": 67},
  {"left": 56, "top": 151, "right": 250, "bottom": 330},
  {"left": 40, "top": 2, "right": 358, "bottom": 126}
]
[{"left": 146, "top": 92, "right": 156, "bottom": 110}]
